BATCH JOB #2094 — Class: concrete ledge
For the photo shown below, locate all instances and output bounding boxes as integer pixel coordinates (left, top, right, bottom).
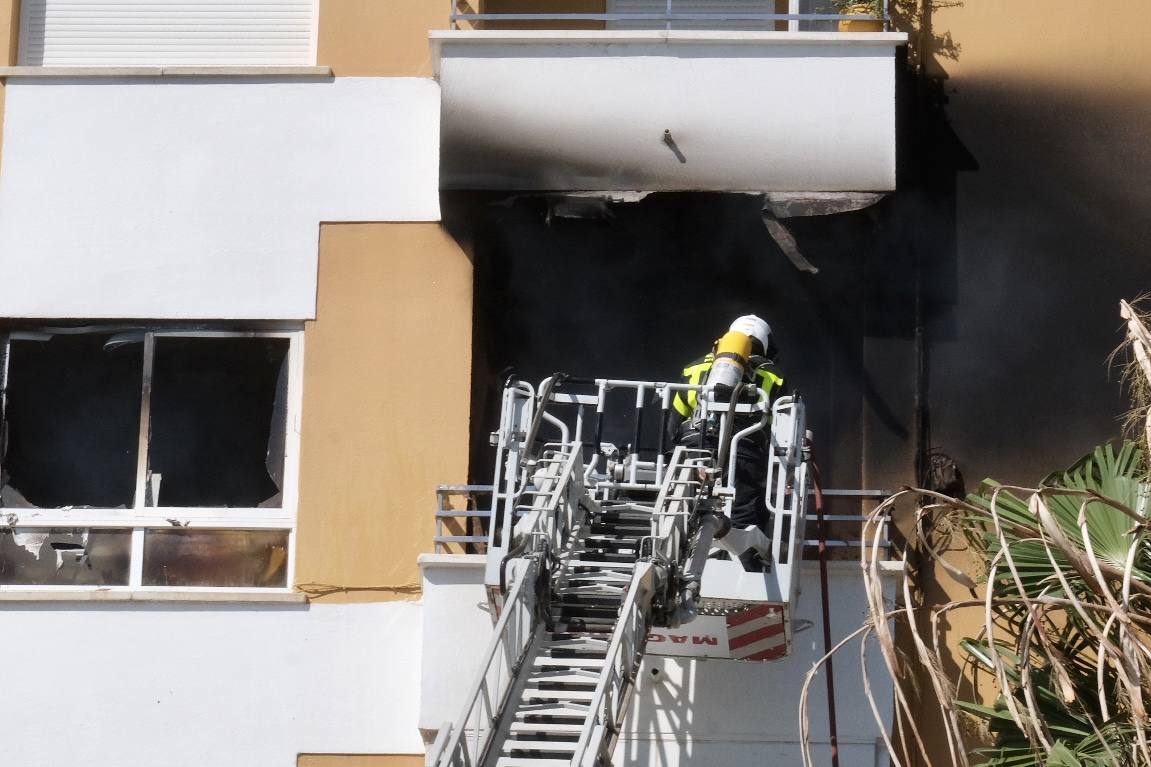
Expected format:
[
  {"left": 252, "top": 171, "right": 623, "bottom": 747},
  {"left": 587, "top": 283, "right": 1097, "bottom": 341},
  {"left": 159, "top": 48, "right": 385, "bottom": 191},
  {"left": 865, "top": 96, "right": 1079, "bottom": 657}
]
[
  {"left": 418, "top": 553, "right": 487, "bottom": 569},
  {"left": 0, "top": 589, "right": 309, "bottom": 603},
  {"left": 0, "top": 65, "right": 333, "bottom": 78}
]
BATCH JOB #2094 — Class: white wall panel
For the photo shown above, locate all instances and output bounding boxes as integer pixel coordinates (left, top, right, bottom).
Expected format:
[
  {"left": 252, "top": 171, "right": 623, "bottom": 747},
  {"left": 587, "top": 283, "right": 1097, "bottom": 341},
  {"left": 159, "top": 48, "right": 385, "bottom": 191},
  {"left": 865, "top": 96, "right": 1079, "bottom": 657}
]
[
  {"left": 21, "top": 0, "right": 317, "bottom": 66},
  {"left": 0, "top": 77, "right": 441, "bottom": 320},
  {"left": 435, "top": 31, "right": 905, "bottom": 192},
  {"left": 0, "top": 601, "right": 425, "bottom": 766}
]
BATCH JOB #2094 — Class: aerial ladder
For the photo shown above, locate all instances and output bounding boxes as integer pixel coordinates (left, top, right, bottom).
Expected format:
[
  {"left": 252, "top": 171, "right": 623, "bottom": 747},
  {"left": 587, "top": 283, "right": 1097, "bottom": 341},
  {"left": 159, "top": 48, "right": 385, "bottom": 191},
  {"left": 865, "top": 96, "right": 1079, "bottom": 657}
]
[{"left": 429, "top": 374, "right": 810, "bottom": 767}]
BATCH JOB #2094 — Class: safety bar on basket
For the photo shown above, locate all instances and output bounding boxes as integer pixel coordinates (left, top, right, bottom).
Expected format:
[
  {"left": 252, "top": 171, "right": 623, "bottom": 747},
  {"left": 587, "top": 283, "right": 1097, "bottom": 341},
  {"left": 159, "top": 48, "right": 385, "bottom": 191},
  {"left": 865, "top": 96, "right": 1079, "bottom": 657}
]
[{"left": 528, "top": 377, "right": 770, "bottom": 490}]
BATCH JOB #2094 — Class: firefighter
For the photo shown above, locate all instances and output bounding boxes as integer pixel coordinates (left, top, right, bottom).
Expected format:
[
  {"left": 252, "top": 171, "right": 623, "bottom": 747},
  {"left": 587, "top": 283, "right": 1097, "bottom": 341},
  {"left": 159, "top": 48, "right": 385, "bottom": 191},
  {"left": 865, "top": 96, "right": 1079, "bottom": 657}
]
[{"left": 669, "top": 315, "right": 785, "bottom": 571}]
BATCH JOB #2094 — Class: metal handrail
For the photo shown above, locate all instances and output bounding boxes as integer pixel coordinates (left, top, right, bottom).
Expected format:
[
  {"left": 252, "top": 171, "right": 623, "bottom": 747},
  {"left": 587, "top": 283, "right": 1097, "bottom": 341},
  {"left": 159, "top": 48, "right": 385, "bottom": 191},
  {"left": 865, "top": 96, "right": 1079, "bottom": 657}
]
[
  {"left": 449, "top": 1, "right": 890, "bottom": 31},
  {"left": 435, "top": 485, "right": 493, "bottom": 554},
  {"left": 431, "top": 550, "right": 544, "bottom": 767}
]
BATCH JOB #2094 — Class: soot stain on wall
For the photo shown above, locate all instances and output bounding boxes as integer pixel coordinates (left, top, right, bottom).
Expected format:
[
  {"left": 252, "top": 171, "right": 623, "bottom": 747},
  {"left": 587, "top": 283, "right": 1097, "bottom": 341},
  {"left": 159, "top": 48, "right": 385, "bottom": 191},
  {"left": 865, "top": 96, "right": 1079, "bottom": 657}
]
[{"left": 451, "top": 191, "right": 917, "bottom": 490}]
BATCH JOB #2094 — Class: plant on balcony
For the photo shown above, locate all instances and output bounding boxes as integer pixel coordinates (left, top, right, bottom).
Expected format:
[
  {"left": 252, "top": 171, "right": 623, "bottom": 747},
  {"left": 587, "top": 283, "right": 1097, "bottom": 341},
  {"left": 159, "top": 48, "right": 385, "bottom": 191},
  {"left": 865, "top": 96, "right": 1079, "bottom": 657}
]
[
  {"left": 835, "top": 0, "right": 884, "bottom": 15},
  {"left": 835, "top": 0, "right": 885, "bottom": 31}
]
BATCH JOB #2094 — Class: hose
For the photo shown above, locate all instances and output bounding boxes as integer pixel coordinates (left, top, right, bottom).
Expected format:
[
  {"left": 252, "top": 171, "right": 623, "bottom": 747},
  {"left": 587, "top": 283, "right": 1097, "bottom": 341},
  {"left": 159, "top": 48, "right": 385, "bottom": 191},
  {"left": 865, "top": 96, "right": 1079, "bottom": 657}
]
[
  {"left": 714, "top": 381, "right": 745, "bottom": 480},
  {"left": 813, "top": 461, "right": 841, "bottom": 767}
]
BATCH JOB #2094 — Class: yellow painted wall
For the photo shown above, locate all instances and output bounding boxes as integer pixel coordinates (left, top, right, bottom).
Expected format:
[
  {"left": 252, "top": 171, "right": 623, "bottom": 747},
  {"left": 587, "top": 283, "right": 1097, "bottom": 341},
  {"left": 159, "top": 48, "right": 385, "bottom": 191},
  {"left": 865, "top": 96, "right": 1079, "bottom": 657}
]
[
  {"left": 299, "top": 755, "right": 424, "bottom": 767},
  {"left": 1, "top": 0, "right": 16, "bottom": 62},
  {"left": 316, "top": 0, "right": 448, "bottom": 77},
  {"left": 0, "top": 0, "right": 19, "bottom": 171},
  {"left": 295, "top": 223, "right": 473, "bottom": 602}
]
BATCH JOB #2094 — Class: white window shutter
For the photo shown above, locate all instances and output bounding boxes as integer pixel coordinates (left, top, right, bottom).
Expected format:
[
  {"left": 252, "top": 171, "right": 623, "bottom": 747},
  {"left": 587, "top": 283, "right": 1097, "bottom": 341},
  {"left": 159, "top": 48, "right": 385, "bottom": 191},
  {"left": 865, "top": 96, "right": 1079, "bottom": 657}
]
[{"left": 21, "top": 0, "right": 317, "bottom": 66}]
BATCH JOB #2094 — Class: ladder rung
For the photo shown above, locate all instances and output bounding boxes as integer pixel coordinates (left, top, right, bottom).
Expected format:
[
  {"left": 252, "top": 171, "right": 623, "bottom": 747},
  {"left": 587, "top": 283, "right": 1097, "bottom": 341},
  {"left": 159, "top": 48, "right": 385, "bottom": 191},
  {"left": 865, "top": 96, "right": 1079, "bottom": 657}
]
[
  {"left": 524, "top": 687, "right": 597, "bottom": 702},
  {"left": 529, "top": 669, "right": 601, "bottom": 684},
  {"left": 558, "top": 586, "right": 626, "bottom": 598},
  {"left": 534, "top": 657, "right": 606, "bottom": 669},
  {"left": 509, "top": 721, "right": 587, "bottom": 733},
  {"left": 503, "top": 740, "right": 579, "bottom": 754},
  {"left": 514, "top": 702, "right": 591, "bottom": 715}
]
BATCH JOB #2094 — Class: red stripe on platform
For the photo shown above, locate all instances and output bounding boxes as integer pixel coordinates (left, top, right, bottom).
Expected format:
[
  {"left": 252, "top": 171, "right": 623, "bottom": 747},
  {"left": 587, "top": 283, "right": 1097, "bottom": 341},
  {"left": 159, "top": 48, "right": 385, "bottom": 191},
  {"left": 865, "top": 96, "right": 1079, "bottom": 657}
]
[
  {"left": 729, "top": 621, "right": 786, "bottom": 651},
  {"left": 726, "top": 604, "right": 783, "bottom": 629}
]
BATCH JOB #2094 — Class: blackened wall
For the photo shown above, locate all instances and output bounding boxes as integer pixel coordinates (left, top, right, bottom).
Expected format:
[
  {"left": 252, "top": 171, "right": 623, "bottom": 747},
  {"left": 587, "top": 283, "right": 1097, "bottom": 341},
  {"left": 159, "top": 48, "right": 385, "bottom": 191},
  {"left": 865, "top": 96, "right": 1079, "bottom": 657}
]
[
  {"left": 911, "top": 0, "right": 1151, "bottom": 488},
  {"left": 448, "top": 191, "right": 915, "bottom": 496}
]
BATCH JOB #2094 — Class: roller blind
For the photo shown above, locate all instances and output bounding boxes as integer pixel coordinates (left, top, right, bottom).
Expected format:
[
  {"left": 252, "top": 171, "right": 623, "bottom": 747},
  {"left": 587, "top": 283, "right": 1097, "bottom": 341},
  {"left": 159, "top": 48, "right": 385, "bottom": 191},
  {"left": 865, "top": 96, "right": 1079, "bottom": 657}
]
[{"left": 20, "top": 0, "right": 317, "bottom": 66}]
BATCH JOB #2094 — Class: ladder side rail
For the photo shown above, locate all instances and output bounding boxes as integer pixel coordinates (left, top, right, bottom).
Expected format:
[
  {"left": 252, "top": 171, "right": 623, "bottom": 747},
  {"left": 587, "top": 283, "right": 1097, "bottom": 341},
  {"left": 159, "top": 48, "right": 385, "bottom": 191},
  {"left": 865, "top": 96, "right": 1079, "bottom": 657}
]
[
  {"left": 648, "top": 446, "right": 709, "bottom": 566},
  {"left": 519, "top": 443, "right": 582, "bottom": 550},
  {"left": 551, "top": 446, "right": 587, "bottom": 556},
  {"left": 647, "top": 447, "right": 688, "bottom": 565},
  {"left": 765, "top": 396, "right": 807, "bottom": 606},
  {"left": 488, "top": 382, "right": 535, "bottom": 556},
  {"left": 764, "top": 395, "right": 797, "bottom": 565},
  {"left": 783, "top": 400, "right": 808, "bottom": 605},
  {"left": 571, "top": 562, "right": 657, "bottom": 767},
  {"left": 785, "top": 460, "right": 810, "bottom": 605},
  {"left": 434, "top": 551, "right": 545, "bottom": 767}
]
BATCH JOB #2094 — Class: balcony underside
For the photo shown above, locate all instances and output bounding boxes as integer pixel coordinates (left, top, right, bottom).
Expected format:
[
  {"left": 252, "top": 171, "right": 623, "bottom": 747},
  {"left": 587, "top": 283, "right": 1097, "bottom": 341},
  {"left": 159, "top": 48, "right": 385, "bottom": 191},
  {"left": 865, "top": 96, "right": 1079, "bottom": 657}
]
[{"left": 433, "top": 30, "right": 907, "bottom": 193}]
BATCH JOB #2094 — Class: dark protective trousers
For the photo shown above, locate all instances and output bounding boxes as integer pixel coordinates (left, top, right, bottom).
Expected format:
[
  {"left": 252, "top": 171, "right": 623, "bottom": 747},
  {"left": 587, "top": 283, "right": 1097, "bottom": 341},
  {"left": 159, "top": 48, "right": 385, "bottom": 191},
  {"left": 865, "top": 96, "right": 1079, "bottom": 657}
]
[{"left": 730, "top": 432, "right": 769, "bottom": 532}]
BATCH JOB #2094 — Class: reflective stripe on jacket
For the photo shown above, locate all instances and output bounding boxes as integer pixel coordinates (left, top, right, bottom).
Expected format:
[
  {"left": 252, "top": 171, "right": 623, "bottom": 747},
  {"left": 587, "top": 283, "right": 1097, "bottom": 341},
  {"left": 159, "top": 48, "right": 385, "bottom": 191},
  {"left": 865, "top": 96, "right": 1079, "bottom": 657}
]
[{"left": 671, "top": 354, "right": 785, "bottom": 418}]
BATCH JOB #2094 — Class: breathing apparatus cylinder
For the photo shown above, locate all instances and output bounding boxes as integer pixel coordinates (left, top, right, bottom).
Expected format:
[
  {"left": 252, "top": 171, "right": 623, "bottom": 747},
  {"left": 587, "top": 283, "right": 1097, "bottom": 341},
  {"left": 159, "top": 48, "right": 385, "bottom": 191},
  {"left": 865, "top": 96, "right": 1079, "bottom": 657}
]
[{"left": 705, "top": 331, "right": 752, "bottom": 393}]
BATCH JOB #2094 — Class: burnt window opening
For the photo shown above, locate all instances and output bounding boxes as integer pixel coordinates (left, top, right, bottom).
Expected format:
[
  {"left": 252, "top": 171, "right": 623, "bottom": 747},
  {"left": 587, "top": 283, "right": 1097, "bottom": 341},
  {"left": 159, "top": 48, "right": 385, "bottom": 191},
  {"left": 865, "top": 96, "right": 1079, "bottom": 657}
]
[
  {"left": 0, "top": 327, "right": 297, "bottom": 589},
  {"left": 148, "top": 337, "right": 289, "bottom": 508},
  {"left": 1, "top": 333, "right": 143, "bottom": 508},
  {"left": 0, "top": 528, "right": 131, "bottom": 586},
  {"left": 0, "top": 331, "right": 289, "bottom": 511}
]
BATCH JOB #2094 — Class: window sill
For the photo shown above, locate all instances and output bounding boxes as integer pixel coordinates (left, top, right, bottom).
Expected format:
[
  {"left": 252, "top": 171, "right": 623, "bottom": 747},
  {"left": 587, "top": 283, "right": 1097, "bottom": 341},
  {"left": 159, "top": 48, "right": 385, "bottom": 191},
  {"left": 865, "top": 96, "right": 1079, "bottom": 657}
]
[
  {"left": 0, "top": 589, "right": 308, "bottom": 603},
  {"left": 0, "top": 65, "right": 333, "bottom": 79}
]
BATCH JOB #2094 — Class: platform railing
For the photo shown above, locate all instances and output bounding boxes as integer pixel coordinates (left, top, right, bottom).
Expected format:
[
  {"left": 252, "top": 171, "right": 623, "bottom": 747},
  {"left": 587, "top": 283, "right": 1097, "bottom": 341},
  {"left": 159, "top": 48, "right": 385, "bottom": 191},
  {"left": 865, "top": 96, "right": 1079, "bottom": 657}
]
[
  {"left": 449, "top": 1, "right": 889, "bottom": 32},
  {"left": 435, "top": 485, "right": 894, "bottom": 556}
]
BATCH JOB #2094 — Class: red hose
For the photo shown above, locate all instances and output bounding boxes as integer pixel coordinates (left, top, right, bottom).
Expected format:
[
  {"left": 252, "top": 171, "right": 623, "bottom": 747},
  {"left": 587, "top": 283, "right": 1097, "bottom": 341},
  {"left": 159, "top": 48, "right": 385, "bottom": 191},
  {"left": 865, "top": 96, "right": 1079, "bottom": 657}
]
[{"left": 812, "top": 462, "right": 840, "bottom": 767}]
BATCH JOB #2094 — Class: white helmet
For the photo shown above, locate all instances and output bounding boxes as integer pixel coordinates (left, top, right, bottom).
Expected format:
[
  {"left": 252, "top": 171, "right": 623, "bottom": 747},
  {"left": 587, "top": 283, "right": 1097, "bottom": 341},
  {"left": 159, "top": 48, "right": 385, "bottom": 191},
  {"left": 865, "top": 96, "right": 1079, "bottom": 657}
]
[{"left": 729, "top": 314, "right": 771, "bottom": 354}]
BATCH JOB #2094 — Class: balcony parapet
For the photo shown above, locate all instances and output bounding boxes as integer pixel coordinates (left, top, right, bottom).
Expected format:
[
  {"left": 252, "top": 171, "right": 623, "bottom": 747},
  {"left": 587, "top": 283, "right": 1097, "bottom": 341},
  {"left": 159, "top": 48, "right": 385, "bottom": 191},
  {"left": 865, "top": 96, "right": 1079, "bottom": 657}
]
[{"left": 433, "top": 29, "right": 908, "bottom": 192}]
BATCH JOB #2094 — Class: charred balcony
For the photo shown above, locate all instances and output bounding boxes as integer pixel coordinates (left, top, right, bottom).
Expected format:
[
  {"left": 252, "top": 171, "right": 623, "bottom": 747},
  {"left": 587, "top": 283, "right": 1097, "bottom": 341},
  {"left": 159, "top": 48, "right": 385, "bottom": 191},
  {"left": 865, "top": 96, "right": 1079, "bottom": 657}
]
[{"left": 434, "top": 1, "right": 907, "bottom": 192}]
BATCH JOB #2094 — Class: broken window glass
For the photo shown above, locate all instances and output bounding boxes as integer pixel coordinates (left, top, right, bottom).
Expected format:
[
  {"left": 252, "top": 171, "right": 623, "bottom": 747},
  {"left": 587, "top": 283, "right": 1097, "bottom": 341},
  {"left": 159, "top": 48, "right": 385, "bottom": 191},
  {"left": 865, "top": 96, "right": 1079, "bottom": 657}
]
[
  {"left": 141, "top": 529, "right": 288, "bottom": 587},
  {"left": 0, "top": 528, "right": 131, "bottom": 585},
  {"left": 1, "top": 333, "right": 142, "bottom": 508},
  {"left": 147, "top": 337, "right": 288, "bottom": 508}
]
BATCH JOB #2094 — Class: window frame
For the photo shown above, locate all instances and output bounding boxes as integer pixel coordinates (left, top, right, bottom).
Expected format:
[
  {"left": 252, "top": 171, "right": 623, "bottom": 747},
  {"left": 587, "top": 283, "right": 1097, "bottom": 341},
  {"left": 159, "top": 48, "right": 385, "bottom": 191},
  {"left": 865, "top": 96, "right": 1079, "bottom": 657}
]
[{"left": 0, "top": 325, "right": 305, "bottom": 593}]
